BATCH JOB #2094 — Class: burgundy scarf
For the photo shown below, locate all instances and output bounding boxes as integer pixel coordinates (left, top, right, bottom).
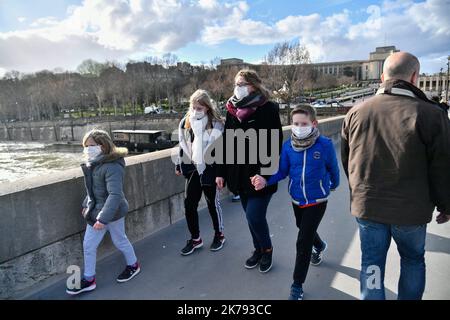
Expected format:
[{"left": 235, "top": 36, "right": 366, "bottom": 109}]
[{"left": 226, "top": 93, "right": 268, "bottom": 122}]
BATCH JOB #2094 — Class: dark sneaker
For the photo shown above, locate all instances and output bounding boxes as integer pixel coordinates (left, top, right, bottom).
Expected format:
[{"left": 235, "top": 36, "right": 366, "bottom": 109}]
[
  {"left": 66, "top": 278, "right": 96, "bottom": 295},
  {"left": 181, "top": 239, "right": 203, "bottom": 256},
  {"left": 259, "top": 249, "right": 273, "bottom": 273},
  {"left": 117, "top": 263, "right": 141, "bottom": 283},
  {"left": 288, "top": 284, "right": 304, "bottom": 300},
  {"left": 210, "top": 233, "right": 226, "bottom": 252},
  {"left": 311, "top": 241, "right": 327, "bottom": 266},
  {"left": 245, "top": 250, "right": 262, "bottom": 269}
]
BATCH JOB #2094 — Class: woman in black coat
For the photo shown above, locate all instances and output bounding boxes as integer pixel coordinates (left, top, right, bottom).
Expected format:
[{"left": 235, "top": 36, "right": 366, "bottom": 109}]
[{"left": 216, "top": 69, "right": 282, "bottom": 273}]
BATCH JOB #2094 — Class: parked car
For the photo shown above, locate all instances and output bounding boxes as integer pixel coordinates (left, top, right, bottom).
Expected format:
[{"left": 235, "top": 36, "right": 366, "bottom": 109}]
[
  {"left": 311, "top": 100, "right": 327, "bottom": 108},
  {"left": 327, "top": 99, "right": 343, "bottom": 107},
  {"left": 144, "top": 105, "right": 164, "bottom": 114},
  {"left": 332, "top": 102, "right": 345, "bottom": 107}
]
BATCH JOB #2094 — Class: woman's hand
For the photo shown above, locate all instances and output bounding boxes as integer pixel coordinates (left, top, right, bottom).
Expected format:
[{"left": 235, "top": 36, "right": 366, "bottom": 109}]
[
  {"left": 216, "top": 177, "right": 225, "bottom": 190},
  {"left": 175, "top": 169, "right": 182, "bottom": 176},
  {"left": 251, "top": 175, "right": 267, "bottom": 191},
  {"left": 93, "top": 221, "right": 106, "bottom": 230}
]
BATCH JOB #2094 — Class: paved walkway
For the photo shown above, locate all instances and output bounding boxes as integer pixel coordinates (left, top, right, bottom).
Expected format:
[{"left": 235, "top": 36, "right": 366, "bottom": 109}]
[{"left": 29, "top": 143, "right": 450, "bottom": 300}]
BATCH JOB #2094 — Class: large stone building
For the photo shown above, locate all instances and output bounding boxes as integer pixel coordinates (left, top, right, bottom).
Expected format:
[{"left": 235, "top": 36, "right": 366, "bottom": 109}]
[
  {"left": 317, "top": 46, "right": 399, "bottom": 80},
  {"left": 220, "top": 46, "right": 400, "bottom": 81},
  {"left": 418, "top": 73, "right": 449, "bottom": 99},
  {"left": 218, "top": 58, "right": 251, "bottom": 69}
]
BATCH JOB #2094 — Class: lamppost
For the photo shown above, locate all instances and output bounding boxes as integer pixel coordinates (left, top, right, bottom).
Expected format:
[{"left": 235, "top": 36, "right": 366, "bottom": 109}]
[
  {"left": 446, "top": 56, "right": 450, "bottom": 102},
  {"left": 15, "top": 101, "right": 19, "bottom": 121},
  {"left": 80, "top": 93, "right": 88, "bottom": 118}
]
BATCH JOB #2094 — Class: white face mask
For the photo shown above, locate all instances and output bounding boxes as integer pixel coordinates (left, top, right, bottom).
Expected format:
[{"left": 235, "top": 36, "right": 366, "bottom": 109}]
[
  {"left": 84, "top": 145, "right": 103, "bottom": 160},
  {"left": 292, "top": 125, "right": 313, "bottom": 139},
  {"left": 191, "top": 110, "right": 206, "bottom": 120},
  {"left": 234, "top": 85, "right": 249, "bottom": 100}
]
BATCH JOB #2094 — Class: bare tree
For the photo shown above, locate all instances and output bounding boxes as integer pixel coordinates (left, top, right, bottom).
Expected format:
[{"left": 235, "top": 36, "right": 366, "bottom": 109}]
[
  {"left": 77, "top": 60, "right": 113, "bottom": 117},
  {"left": 101, "top": 66, "right": 126, "bottom": 116},
  {"left": 202, "top": 65, "right": 238, "bottom": 110},
  {"left": 77, "top": 59, "right": 108, "bottom": 76},
  {"left": 263, "top": 41, "right": 312, "bottom": 124},
  {"left": 161, "top": 53, "right": 179, "bottom": 68}
]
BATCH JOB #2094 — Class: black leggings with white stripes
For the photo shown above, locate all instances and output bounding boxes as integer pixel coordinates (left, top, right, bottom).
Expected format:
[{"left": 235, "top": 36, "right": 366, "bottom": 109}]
[{"left": 184, "top": 171, "right": 223, "bottom": 239}]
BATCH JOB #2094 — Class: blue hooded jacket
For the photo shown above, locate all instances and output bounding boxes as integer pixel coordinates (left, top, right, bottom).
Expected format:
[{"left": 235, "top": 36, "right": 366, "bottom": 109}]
[{"left": 267, "top": 135, "right": 340, "bottom": 206}]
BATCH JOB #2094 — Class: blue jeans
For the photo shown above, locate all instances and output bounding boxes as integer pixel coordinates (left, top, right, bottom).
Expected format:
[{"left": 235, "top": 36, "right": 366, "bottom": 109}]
[
  {"left": 240, "top": 194, "right": 273, "bottom": 251},
  {"left": 357, "top": 218, "right": 426, "bottom": 300}
]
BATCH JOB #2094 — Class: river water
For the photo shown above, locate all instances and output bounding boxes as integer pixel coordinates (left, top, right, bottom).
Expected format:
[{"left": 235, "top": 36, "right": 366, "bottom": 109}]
[{"left": 0, "top": 141, "right": 83, "bottom": 183}]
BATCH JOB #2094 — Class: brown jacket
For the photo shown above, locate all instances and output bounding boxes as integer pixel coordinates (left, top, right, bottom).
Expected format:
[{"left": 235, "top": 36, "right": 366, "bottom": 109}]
[{"left": 341, "top": 79, "right": 450, "bottom": 225}]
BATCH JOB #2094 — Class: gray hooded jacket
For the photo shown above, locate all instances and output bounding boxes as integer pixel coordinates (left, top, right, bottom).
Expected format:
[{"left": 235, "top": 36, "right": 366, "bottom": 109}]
[{"left": 81, "top": 149, "right": 129, "bottom": 225}]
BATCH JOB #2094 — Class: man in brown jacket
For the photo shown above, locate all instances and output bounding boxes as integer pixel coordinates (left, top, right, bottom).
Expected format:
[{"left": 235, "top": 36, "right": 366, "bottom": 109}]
[{"left": 341, "top": 52, "right": 450, "bottom": 300}]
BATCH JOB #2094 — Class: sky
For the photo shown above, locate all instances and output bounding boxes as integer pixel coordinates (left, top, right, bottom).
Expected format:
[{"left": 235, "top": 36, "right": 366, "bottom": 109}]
[{"left": 0, "top": 0, "right": 449, "bottom": 77}]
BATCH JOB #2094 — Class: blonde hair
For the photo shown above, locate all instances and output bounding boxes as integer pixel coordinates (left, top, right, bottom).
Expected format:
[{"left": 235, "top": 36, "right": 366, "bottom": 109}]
[
  {"left": 235, "top": 69, "right": 271, "bottom": 99},
  {"left": 82, "top": 129, "right": 128, "bottom": 156},
  {"left": 185, "top": 89, "right": 223, "bottom": 129}
]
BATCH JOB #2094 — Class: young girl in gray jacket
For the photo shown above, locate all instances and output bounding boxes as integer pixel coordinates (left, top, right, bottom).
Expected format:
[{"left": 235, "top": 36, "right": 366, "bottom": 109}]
[{"left": 66, "top": 129, "right": 140, "bottom": 295}]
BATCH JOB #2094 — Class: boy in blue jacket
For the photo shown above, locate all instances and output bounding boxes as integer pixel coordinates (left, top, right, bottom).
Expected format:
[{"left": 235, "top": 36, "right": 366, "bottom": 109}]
[{"left": 251, "top": 105, "right": 340, "bottom": 300}]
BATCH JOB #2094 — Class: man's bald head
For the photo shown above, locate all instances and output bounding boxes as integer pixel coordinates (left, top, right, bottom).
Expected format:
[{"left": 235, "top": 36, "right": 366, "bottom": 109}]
[{"left": 382, "top": 52, "right": 420, "bottom": 85}]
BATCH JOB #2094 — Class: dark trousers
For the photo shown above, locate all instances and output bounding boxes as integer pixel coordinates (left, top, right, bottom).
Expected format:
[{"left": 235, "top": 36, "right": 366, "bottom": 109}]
[
  {"left": 184, "top": 171, "right": 223, "bottom": 239},
  {"left": 240, "top": 194, "right": 273, "bottom": 251},
  {"left": 292, "top": 202, "right": 327, "bottom": 285}
]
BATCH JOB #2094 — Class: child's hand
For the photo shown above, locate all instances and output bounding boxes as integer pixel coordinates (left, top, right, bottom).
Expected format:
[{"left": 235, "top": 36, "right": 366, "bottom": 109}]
[
  {"left": 251, "top": 175, "right": 267, "bottom": 191},
  {"left": 216, "top": 177, "right": 225, "bottom": 190},
  {"left": 93, "top": 221, "right": 106, "bottom": 230}
]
